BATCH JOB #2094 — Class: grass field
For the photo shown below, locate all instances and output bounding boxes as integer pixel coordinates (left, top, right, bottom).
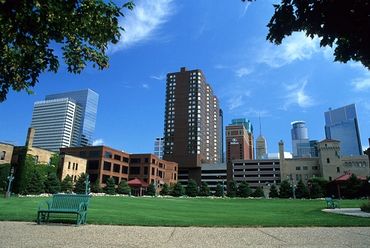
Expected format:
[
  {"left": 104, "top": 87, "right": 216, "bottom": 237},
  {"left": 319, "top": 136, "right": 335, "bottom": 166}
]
[{"left": 0, "top": 196, "right": 369, "bottom": 227}]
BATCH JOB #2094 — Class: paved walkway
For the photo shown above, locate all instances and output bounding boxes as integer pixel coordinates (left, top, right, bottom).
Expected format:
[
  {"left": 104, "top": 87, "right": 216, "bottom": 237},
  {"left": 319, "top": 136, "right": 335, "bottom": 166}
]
[
  {"left": 1, "top": 221, "right": 370, "bottom": 248},
  {"left": 322, "top": 208, "right": 370, "bottom": 218}
]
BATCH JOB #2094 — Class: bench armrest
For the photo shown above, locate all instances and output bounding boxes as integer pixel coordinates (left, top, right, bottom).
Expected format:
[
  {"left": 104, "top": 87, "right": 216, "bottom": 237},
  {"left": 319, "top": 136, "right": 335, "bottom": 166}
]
[
  {"left": 78, "top": 202, "right": 89, "bottom": 211},
  {"left": 38, "top": 199, "right": 52, "bottom": 211}
]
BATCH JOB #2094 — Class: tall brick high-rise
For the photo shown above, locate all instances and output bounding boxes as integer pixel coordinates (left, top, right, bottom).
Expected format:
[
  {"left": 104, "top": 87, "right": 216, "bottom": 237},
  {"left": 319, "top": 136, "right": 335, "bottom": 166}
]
[{"left": 163, "top": 67, "right": 222, "bottom": 182}]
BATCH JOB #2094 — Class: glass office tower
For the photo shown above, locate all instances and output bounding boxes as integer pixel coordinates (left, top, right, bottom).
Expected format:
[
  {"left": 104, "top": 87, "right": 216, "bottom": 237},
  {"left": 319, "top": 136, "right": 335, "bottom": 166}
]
[
  {"left": 46, "top": 89, "right": 99, "bottom": 146},
  {"left": 291, "top": 121, "right": 311, "bottom": 157},
  {"left": 324, "top": 104, "right": 362, "bottom": 156}
]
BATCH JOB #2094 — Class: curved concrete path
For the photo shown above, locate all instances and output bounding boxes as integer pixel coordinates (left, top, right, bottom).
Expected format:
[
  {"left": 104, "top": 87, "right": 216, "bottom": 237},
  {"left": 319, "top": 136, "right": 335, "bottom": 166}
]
[{"left": 1, "top": 221, "right": 370, "bottom": 248}]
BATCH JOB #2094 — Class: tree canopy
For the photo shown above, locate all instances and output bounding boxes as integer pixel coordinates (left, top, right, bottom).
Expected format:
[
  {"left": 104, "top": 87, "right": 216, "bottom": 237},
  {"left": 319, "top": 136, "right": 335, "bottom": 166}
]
[
  {"left": 0, "top": 0, "right": 134, "bottom": 102},
  {"left": 242, "top": 0, "right": 370, "bottom": 69}
]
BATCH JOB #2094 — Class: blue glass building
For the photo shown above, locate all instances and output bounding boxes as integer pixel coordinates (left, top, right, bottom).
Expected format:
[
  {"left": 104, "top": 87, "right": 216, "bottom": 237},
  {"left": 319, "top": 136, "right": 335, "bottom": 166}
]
[
  {"left": 324, "top": 104, "right": 362, "bottom": 156},
  {"left": 46, "top": 89, "right": 99, "bottom": 146}
]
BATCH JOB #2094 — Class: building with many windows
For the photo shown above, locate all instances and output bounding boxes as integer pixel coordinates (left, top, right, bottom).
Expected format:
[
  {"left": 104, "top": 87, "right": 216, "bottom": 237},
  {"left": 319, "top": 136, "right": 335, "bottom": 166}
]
[
  {"left": 324, "top": 104, "right": 362, "bottom": 156},
  {"left": 163, "top": 67, "right": 222, "bottom": 182},
  {"left": 154, "top": 137, "right": 164, "bottom": 159},
  {"left": 291, "top": 121, "right": 311, "bottom": 158}
]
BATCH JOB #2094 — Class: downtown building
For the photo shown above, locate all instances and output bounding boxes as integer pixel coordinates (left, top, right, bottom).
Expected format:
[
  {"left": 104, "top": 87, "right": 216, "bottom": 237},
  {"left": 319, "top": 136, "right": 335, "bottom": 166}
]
[
  {"left": 163, "top": 67, "right": 222, "bottom": 182},
  {"left": 324, "top": 104, "right": 363, "bottom": 156},
  {"left": 30, "top": 89, "right": 99, "bottom": 151}
]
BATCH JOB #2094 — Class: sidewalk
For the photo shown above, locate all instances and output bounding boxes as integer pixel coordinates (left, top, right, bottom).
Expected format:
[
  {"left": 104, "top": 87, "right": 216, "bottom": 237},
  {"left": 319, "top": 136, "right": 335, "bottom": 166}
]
[
  {"left": 1, "top": 221, "right": 370, "bottom": 248},
  {"left": 322, "top": 208, "right": 370, "bottom": 218}
]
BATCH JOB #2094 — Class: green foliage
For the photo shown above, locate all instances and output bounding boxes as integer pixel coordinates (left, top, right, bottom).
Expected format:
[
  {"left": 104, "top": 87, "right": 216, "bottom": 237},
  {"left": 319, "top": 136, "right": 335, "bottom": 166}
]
[
  {"left": 61, "top": 175, "right": 73, "bottom": 193},
  {"left": 49, "top": 154, "right": 60, "bottom": 167},
  {"left": 0, "top": 164, "right": 11, "bottom": 192},
  {"left": 0, "top": 0, "right": 134, "bottom": 102},
  {"left": 104, "top": 177, "right": 116, "bottom": 195},
  {"left": 199, "top": 182, "right": 210, "bottom": 196},
  {"left": 251, "top": 186, "right": 265, "bottom": 198},
  {"left": 269, "top": 184, "right": 279, "bottom": 198},
  {"left": 91, "top": 179, "right": 103, "bottom": 193},
  {"left": 360, "top": 201, "right": 370, "bottom": 213},
  {"left": 242, "top": 0, "right": 370, "bottom": 70},
  {"left": 186, "top": 179, "right": 198, "bottom": 197},
  {"left": 309, "top": 177, "right": 328, "bottom": 198},
  {"left": 146, "top": 183, "right": 156, "bottom": 196},
  {"left": 237, "top": 181, "right": 252, "bottom": 198},
  {"left": 295, "top": 180, "right": 309, "bottom": 199},
  {"left": 171, "top": 182, "right": 185, "bottom": 197},
  {"left": 116, "top": 180, "right": 130, "bottom": 195},
  {"left": 279, "top": 180, "right": 292, "bottom": 198},
  {"left": 160, "top": 183, "right": 170, "bottom": 196},
  {"left": 74, "top": 173, "right": 87, "bottom": 194},
  {"left": 343, "top": 174, "right": 363, "bottom": 199},
  {"left": 26, "top": 169, "right": 44, "bottom": 194},
  {"left": 227, "top": 181, "right": 237, "bottom": 197},
  {"left": 44, "top": 173, "right": 61, "bottom": 194},
  {"left": 214, "top": 182, "right": 224, "bottom": 197}
]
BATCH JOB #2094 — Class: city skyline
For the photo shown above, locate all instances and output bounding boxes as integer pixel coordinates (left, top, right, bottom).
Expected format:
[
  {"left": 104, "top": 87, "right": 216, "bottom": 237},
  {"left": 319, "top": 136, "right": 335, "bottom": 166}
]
[{"left": 0, "top": 0, "right": 369, "bottom": 154}]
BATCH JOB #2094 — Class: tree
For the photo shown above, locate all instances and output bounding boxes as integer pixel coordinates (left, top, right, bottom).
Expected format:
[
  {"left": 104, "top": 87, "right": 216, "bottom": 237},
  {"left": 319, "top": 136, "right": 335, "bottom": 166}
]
[
  {"left": 279, "top": 180, "right": 292, "bottom": 198},
  {"left": 237, "top": 181, "right": 252, "bottom": 198},
  {"left": 186, "top": 179, "right": 198, "bottom": 197},
  {"left": 269, "top": 184, "right": 279, "bottom": 198},
  {"left": 214, "top": 182, "right": 224, "bottom": 197},
  {"left": 0, "top": 1, "right": 134, "bottom": 102},
  {"left": 104, "top": 177, "right": 116, "bottom": 195},
  {"left": 242, "top": 0, "right": 370, "bottom": 70},
  {"left": 251, "top": 186, "right": 265, "bottom": 198},
  {"left": 227, "top": 181, "right": 237, "bottom": 197},
  {"left": 26, "top": 169, "right": 44, "bottom": 194},
  {"left": 199, "top": 182, "right": 211, "bottom": 197},
  {"left": 171, "top": 182, "right": 185, "bottom": 197},
  {"left": 309, "top": 177, "right": 328, "bottom": 198},
  {"left": 74, "top": 173, "right": 87, "bottom": 194},
  {"left": 61, "top": 175, "right": 73, "bottom": 193},
  {"left": 160, "top": 183, "right": 170, "bottom": 196},
  {"left": 343, "top": 174, "right": 362, "bottom": 199},
  {"left": 44, "top": 173, "right": 61, "bottom": 194},
  {"left": 0, "top": 164, "right": 11, "bottom": 193},
  {"left": 295, "top": 180, "right": 309, "bottom": 199},
  {"left": 90, "top": 179, "right": 102, "bottom": 193},
  {"left": 116, "top": 180, "right": 130, "bottom": 195},
  {"left": 146, "top": 182, "right": 156, "bottom": 196}
]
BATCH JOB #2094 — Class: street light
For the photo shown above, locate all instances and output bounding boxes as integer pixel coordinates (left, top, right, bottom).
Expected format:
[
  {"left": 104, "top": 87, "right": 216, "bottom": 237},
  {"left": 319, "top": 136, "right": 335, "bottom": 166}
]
[
  {"left": 85, "top": 174, "right": 90, "bottom": 195},
  {"left": 5, "top": 167, "right": 15, "bottom": 198}
]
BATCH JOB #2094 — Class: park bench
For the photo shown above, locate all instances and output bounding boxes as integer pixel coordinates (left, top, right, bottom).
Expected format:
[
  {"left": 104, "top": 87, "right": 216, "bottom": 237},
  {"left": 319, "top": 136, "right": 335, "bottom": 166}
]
[
  {"left": 37, "top": 194, "right": 91, "bottom": 225},
  {"left": 325, "top": 197, "right": 340, "bottom": 209}
]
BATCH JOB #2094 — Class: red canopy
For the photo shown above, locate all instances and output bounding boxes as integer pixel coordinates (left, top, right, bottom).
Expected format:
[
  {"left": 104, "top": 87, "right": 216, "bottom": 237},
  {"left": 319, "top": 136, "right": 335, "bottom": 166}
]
[
  {"left": 128, "top": 178, "right": 148, "bottom": 187},
  {"left": 334, "top": 172, "right": 367, "bottom": 182}
]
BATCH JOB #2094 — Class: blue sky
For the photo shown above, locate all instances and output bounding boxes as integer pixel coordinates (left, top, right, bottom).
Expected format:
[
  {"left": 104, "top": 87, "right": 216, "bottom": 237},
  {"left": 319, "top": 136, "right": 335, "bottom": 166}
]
[{"left": 0, "top": 0, "right": 369, "bottom": 154}]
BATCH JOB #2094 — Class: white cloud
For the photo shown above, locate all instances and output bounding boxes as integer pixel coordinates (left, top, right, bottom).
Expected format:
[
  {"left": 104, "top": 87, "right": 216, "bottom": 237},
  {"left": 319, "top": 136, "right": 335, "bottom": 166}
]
[
  {"left": 109, "top": 0, "right": 174, "bottom": 52},
  {"left": 259, "top": 32, "right": 320, "bottom": 68},
  {"left": 242, "top": 108, "right": 269, "bottom": 117},
  {"left": 92, "top": 139, "right": 104, "bottom": 146},
  {"left": 142, "top": 83, "right": 149, "bottom": 89},
  {"left": 350, "top": 63, "right": 370, "bottom": 91},
  {"left": 235, "top": 67, "right": 253, "bottom": 78},
  {"left": 228, "top": 95, "right": 244, "bottom": 111},
  {"left": 283, "top": 80, "right": 314, "bottom": 109},
  {"left": 150, "top": 74, "right": 166, "bottom": 81},
  {"left": 240, "top": 2, "right": 251, "bottom": 18}
]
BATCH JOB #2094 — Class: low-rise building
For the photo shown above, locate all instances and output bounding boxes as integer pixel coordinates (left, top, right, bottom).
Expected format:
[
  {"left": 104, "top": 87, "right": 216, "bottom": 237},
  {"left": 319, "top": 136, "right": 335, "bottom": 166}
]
[
  {"left": 0, "top": 143, "right": 14, "bottom": 165},
  {"left": 58, "top": 154, "right": 87, "bottom": 183},
  {"left": 201, "top": 163, "right": 226, "bottom": 193}
]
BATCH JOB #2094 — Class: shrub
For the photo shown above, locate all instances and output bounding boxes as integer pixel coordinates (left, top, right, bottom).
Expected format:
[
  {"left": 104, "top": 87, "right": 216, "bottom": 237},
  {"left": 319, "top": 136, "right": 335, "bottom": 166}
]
[
  {"left": 61, "top": 175, "right": 73, "bottom": 193},
  {"left": 104, "top": 177, "right": 116, "bottom": 195},
  {"left": 227, "top": 181, "right": 237, "bottom": 197},
  {"left": 116, "top": 180, "right": 130, "bottom": 194},
  {"left": 199, "top": 182, "right": 210, "bottom": 196},
  {"left": 237, "top": 181, "right": 252, "bottom": 197},
  {"left": 186, "top": 179, "right": 198, "bottom": 197},
  {"left": 91, "top": 179, "right": 103, "bottom": 193},
  {"left": 160, "top": 183, "right": 170, "bottom": 195},
  {"left": 251, "top": 186, "right": 265, "bottom": 197},
  {"left": 360, "top": 202, "right": 370, "bottom": 213},
  {"left": 146, "top": 183, "right": 156, "bottom": 196},
  {"left": 269, "top": 184, "right": 279, "bottom": 198},
  {"left": 44, "top": 173, "right": 61, "bottom": 194},
  {"left": 171, "top": 182, "right": 185, "bottom": 197},
  {"left": 214, "top": 183, "right": 224, "bottom": 197},
  {"left": 74, "top": 173, "right": 88, "bottom": 194}
]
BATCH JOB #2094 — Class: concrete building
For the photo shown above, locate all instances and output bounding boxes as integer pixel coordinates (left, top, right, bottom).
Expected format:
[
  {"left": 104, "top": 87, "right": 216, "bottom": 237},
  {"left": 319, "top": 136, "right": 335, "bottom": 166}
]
[
  {"left": 225, "top": 119, "right": 254, "bottom": 181},
  {"left": 291, "top": 121, "right": 311, "bottom": 158},
  {"left": 163, "top": 67, "right": 222, "bottom": 182},
  {"left": 154, "top": 137, "right": 164, "bottom": 159},
  {"left": 201, "top": 163, "right": 226, "bottom": 194},
  {"left": 58, "top": 154, "right": 87, "bottom": 183},
  {"left": 324, "top": 104, "right": 362, "bottom": 156},
  {"left": 0, "top": 143, "right": 14, "bottom": 165}
]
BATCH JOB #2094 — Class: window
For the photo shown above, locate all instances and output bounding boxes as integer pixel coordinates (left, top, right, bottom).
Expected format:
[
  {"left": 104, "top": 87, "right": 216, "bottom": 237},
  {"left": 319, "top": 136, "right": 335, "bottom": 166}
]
[
  {"left": 104, "top": 151, "right": 112, "bottom": 158},
  {"left": 0, "top": 151, "right": 6, "bottom": 160},
  {"left": 336, "top": 167, "right": 340, "bottom": 173},
  {"left": 303, "top": 166, "right": 308, "bottom": 170},
  {"left": 326, "top": 158, "right": 330, "bottom": 164},
  {"left": 296, "top": 166, "right": 301, "bottom": 171},
  {"left": 144, "top": 167, "right": 148, "bottom": 175},
  {"left": 89, "top": 150, "right": 101, "bottom": 157},
  {"left": 122, "top": 166, "right": 128, "bottom": 174},
  {"left": 144, "top": 158, "right": 149, "bottom": 163},
  {"left": 75, "top": 163, "right": 78, "bottom": 170},
  {"left": 130, "top": 167, "right": 140, "bottom": 174},
  {"left": 114, "top": 154, "right": 121, "bottom": 161},
  {"left": 68, "top": 161, "right": 71, "bottom": 169},
  {"left": 113, "top": 164, "right": 120, "bottom": 173},
  {"left": 103, "top": 161, "right": 111, "bottom": 171},
  {"left": 122, "top": 157, "right": 129, "bottom": 163},
  {"left": 130, "top": 158, "right": 141, "bottom": 163}
]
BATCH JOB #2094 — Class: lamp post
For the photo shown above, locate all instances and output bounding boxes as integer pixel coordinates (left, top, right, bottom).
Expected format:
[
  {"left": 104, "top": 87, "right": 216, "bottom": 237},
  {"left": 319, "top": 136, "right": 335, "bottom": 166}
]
[
  {"left": 85, "top": 174, "right": 90, "bottom": 195},
  {"left": 5, "top": 167, "right": 15, "bottom": 198}
]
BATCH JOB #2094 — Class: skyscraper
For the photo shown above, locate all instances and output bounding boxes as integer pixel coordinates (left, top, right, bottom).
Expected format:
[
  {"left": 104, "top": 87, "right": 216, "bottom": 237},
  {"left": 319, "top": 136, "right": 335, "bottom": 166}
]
[
  {"left": 31, "top": 89, "right": 98, "bottom": 151},
  {"left": 226, "top": 118, "right": 254, "bottom": 181},
  {"left": 324, "top": 104, "right": 362, "bottom": 156},
  {"left": 45, "top": 89, "right": 99, "bottom": 146},
  {"left": 163, "top": 67, "right": 222, "bottom": 182},
  {"left": 154, "top": 137, "right": 164, "bottom": 159},
  {"left": 291, "top": 121, "right": 311, "bottom": 157},
  {"left": 255, "top": 116, "right": 267, "bottom": 159}
]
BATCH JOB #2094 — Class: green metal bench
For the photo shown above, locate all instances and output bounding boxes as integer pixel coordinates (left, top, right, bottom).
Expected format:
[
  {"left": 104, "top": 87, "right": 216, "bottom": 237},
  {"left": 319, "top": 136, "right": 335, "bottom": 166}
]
[
  {"left": 37, "top": 194, "right": 91, "bottom": 225},
  {"left": 325, "top": 197, "right": 340, "bottom": 209}
]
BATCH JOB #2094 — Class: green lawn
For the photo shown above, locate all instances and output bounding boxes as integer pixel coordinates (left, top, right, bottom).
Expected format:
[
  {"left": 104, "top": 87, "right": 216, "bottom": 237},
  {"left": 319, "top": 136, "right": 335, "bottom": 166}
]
[{"left": 0, "top": 196, "right": 369, "bottom": 227}]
